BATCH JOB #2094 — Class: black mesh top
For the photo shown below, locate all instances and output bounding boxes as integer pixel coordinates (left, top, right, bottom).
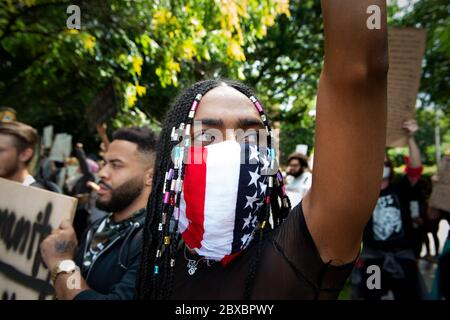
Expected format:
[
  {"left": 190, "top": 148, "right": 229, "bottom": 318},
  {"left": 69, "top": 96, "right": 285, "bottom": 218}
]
[{"left": 171, "top": 202, "right": 355, "bottom": 300}]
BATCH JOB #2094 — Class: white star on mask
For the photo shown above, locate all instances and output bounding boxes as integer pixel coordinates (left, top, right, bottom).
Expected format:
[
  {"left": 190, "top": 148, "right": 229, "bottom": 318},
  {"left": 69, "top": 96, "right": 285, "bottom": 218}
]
[
  {"left": 259, "top": 181, "right": 267, "bottom": 196},
  {"left": 242, "top": 212, "right": 252, "bottom": 229},
  {"left": 251, "top": 215, "right": 258, "bottom": 227},
  {"left": 261, "top": 154, "right": 270, "bottom": 174},
  {"left": 249, "top": 144, "right": 260, "bottom": 163},
  {"left": 244, "top": 191, "right": 258, "bottom": 209},
  {"left": 241, "top": 233, "right": 251, "bottom": 246},
  {"left": 248, "top": 168, "right": 261, "bottom": 187}
]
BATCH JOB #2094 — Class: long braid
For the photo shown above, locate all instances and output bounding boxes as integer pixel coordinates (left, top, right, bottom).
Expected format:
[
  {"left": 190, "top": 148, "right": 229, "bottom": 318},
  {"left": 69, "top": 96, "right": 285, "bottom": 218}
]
[
  {"left": 137, "top": 79, "right": 291, "bottom": 300},
  {"left": 137, "top": 80, "right": 222, "bottom": 299}
]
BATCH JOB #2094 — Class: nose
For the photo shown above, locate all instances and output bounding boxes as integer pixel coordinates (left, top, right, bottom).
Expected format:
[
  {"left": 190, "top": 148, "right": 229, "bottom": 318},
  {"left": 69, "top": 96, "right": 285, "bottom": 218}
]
[{"left": 98, "top": 165, "right": 109, "bottom": 181}]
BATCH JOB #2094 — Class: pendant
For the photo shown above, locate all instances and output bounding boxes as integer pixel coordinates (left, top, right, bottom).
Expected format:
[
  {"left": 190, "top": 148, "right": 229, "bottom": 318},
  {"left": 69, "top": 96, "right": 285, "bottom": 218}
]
[{"left": 187, "top": 260, "right": 197, "bottom": 275}]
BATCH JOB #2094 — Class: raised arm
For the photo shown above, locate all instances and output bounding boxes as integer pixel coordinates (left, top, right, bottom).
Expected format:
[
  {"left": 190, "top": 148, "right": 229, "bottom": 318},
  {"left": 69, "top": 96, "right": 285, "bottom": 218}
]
[
  {"left": 302, "top": 0, "right": 388, "bottom": 264},
  {"left": 404, "top": 119, "right": 422, "bottom": 168}
]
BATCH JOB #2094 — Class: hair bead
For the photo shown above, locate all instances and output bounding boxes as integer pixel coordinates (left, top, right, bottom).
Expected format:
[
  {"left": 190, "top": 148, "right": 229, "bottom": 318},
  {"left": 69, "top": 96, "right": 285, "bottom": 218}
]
[{"left": 163, "top": 192, "right": 170, "bottom": 204}]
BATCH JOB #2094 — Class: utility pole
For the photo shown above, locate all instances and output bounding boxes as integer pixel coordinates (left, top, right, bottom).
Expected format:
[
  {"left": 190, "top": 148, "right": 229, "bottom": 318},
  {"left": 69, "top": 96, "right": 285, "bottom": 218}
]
[{"left": 435, "top": 105, "right": 442, "bottom": 167}]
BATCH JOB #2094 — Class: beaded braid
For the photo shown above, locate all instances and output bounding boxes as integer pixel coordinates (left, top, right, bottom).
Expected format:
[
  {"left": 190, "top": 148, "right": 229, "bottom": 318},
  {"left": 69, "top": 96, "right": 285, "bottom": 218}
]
[{"left": 137, "top": 80, "right": 291, "bottom": 300}]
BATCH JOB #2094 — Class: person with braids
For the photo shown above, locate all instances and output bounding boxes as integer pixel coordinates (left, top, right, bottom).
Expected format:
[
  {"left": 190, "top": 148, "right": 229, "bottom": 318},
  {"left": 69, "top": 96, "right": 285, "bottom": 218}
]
[{"left": 137, "top": 0, "right": 388, "bottom": 300}]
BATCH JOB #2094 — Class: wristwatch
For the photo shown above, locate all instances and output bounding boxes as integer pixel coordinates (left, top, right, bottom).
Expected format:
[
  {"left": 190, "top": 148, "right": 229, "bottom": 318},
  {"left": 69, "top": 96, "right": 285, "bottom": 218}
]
[{"left": 51, "top": 259, "right": 77, "bottom": 284}]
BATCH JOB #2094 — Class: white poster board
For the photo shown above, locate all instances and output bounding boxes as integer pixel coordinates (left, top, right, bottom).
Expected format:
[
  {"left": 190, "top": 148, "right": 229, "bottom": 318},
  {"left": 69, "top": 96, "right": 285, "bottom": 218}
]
[
  {"left": 295, "top": 144, "right": 308, "bottom": 156},
  {"left": 0, "top": 178, "right": 77, "bottom": 300},
  {"left": 42, "top": 126, "right": 54, "bottom": 149},
  {"left": 49, "top": 133, "right": 72, "bottom": 162}
]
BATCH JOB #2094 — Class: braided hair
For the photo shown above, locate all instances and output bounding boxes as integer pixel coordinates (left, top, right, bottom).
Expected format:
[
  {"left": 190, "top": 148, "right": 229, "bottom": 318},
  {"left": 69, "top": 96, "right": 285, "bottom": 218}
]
[{"left": 136, "top": 79, "right": 291, "bottom": 300}]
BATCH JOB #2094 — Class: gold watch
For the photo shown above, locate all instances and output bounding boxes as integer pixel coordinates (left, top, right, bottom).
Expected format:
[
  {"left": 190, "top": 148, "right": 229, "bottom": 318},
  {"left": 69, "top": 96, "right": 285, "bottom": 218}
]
[{"left": 51, "top": 259, "right": 77, "bottom": 284}]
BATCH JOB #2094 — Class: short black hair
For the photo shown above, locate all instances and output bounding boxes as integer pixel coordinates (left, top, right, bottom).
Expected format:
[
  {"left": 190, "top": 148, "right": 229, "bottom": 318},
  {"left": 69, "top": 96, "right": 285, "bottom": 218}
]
[{"left": 112, "top": 127, "right": 158, "bottom": 155}]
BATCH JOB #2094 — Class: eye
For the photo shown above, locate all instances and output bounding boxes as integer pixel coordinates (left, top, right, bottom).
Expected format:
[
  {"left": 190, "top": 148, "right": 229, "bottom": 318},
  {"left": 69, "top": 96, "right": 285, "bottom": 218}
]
[
  {"left": 243, "top": 131, "right": 258, "bottom": 144},
  {"left": 193, "top": 131, "right": 217, "bottom": 145},
  {"left": 111, "top": 162, "right": 122, "bottom": 169}
]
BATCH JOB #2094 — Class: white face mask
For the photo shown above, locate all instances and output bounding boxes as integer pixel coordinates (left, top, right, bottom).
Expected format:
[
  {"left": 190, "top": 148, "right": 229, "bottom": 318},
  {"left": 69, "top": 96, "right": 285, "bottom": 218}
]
[{"left": 382, "top": 166, "right": 391, "bottom": 180}]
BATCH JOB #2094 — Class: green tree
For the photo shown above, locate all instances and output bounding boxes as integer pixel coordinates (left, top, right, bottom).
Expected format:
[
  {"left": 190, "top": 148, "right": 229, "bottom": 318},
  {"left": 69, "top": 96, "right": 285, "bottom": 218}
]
[
  {"left": 0, "top": 0, "right": 290, "bottom": 149},
  {"left": 243, "top": 0, "right": 323, "bottom": 163}
]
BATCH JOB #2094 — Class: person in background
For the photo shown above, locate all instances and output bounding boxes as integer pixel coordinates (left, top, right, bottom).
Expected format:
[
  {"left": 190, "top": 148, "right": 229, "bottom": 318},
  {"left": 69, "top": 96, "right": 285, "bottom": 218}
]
[
  {"left": 285, "top": 152, "right": 312, "bottom": 208},
  {"left": 0, "top": 121, "right": 60, "bottom": 192},
  {"left": 67, "top": 143, "right": 99, "bottom": 240},
  {"left": 40, "top": 127, "right": 158, "bottom": 300},
  {"left": 429, "top": 207, "right": 450, "bottom": 300},
  {"left": 353, "top": 119, "right": 427, "bottom": 300}
]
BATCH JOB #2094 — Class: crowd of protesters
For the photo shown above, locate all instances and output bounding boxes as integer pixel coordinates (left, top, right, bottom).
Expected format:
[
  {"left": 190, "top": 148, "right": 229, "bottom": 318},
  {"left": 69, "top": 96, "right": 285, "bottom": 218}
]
[{"left": 0, "top": 0, "right": 448, "bottom": 301}]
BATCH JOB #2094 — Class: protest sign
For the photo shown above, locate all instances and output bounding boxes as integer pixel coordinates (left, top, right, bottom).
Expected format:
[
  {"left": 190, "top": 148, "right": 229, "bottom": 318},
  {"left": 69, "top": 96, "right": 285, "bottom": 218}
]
[
  {"left": 49, "top": 133, "right": 72, "bottom": 162},
  {"left": 386, "top": 28, "right": 426, "bottom": 147},
  {"left": 430, "top": 156, "right": 450, "bottom": 212},
  {"left": 0, "top": 178, "right": 77, "bottom": 300},
  {"left": 42, "top": 125, "right": 54, "bottom": 149},
  {"left": 86, "top": 83, "right": 118, "bottom": 132}
]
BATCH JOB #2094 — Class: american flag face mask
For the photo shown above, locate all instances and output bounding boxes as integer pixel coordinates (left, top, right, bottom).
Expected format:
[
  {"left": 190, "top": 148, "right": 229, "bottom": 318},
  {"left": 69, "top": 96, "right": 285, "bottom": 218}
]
[{"left": 178, "top": 140, "right": 270, "bottom": 262}]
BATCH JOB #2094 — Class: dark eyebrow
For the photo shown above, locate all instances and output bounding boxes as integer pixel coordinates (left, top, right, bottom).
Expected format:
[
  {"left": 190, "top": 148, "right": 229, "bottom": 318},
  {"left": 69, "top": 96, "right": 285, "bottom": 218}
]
[
  {"left": 194, "top": 118, "right": 225, "bottom": 128},
  {"left": 238, "top": 118, "right": 265, "bottom": 129},
  {"left": 106, "top": 158, "right": 124, "bottom": 165}
]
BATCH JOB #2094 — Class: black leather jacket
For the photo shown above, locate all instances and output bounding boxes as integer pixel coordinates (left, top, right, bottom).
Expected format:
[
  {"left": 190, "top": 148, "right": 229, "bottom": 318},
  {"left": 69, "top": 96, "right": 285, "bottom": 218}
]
[{"left": 73, "top": 211, "right": 145, "bottom": 300}]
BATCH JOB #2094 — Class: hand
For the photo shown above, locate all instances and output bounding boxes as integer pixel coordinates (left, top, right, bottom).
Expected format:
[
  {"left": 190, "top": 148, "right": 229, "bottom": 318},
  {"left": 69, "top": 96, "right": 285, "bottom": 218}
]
[
  {"left": 40, "top": 220, "right": 78, "bottom": 271},
  {"left": 403, "top": 119, "right": 419, "bottom": 137},
  {"left": 96, "top": 123, "right": 107, "bottom": 136},
  {"left": 75, "top": 142, "right": 83, "bottom": 149}
]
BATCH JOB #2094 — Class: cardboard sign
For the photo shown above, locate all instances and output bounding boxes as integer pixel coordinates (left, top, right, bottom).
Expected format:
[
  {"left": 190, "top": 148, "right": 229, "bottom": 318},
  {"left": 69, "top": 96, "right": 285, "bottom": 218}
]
[
  {"left": 86, "top": 83, "right": 118, "bottom": 133},
  {"left": 430, "top": 156, "right": 450, "bottom": 212},
  {"left": 0, "top": 178, "right": 77, "bottom": 300},
  {"left": 386, "top": 28, "right": 427, "bottom": 147}
]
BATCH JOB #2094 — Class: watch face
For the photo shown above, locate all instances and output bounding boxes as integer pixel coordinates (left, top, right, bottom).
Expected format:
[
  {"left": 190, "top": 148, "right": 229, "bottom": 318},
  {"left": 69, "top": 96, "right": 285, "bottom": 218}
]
[{"left": 59, "top": 260, "right": 76, "bottom": 272}]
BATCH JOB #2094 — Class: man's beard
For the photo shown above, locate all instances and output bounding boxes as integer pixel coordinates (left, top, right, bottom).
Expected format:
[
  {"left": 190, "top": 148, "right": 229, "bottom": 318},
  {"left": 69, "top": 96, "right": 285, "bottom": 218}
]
[
  {"left": 289, "top": 169, "right": 303, "bottom": 178},
  {"left": 96, "top": 176, "right": 144, "bottom": 213}
]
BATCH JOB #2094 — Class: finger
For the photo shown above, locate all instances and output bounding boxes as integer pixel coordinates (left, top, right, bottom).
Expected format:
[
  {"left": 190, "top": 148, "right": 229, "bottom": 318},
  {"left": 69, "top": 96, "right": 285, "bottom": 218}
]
[{"left": 86, "top": 181, "right": 100, "bottom": 191}]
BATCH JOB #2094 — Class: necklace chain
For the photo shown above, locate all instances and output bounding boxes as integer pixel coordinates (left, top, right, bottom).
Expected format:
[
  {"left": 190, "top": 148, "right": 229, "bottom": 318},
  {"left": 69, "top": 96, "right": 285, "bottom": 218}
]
[{"left": 184, "top": 246, "right": 209, "bottom": 276}]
